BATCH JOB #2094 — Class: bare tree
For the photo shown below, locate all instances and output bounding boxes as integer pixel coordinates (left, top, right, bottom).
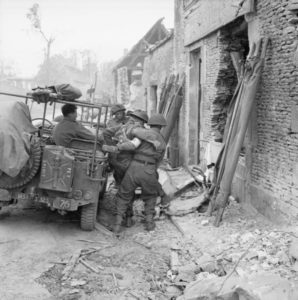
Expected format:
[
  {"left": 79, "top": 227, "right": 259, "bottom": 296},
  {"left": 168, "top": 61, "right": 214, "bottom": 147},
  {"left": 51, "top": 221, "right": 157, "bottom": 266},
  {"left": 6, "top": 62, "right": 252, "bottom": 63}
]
[{"left": 27, "top": 3, "right": 54, "bottom": 84}]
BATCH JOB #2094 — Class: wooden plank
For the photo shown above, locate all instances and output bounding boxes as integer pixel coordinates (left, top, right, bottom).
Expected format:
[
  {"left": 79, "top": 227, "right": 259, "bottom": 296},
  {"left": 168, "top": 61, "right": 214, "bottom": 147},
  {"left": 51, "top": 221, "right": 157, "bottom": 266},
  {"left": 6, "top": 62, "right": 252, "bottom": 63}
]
[{"left": 62, "top": 249, "right": 82, "bottom": 281}]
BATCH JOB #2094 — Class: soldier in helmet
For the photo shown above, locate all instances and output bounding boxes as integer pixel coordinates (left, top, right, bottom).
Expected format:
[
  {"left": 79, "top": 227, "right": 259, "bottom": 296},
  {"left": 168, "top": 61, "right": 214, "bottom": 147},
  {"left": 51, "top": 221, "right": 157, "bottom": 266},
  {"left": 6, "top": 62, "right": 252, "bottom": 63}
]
[
  {"left": 103, "top": 110, "right": 149, "bottom": 228},
  {"left": 104, "top": 109, "right": 149, "bottom": 186},
  {"left": 107, "top": 104, "right": 129, "bottom": 129},
  {"left": 103, "top": 113, "right": 167, "bottom": 233}
]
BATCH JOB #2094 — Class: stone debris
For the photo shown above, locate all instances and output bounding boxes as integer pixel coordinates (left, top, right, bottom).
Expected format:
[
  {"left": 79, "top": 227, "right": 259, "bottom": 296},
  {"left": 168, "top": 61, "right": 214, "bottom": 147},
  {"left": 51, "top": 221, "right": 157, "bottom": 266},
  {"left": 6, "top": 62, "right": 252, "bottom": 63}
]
[
  {"left": 36, "top": 189, "right": 298, "bottom": 299},
  {"left": 68, "top": 288, "right": 80, "bottom": 294},
  {"left": 201, "top": 219, "right": 209, "bottom": 226},
  {"left": 289, "top": 238, "right": 298, "bottom": 260},
  {"left": 70, "top": 279, "right": 87, "bottom": 287},
  {"left": 158, "top": 167, "right": 204, "bottom": 197},
  {"left": 166, "top": 285, "right": 183, "bottom": 298},
  {"left": 166, "top": 194, "right": 206, "bottom": 216},
  {"left": 170, "top": 250, "right": 181, "bottom": 272},
  {"left": 177, "top": 273, "right": 298, "bottom": 300}
]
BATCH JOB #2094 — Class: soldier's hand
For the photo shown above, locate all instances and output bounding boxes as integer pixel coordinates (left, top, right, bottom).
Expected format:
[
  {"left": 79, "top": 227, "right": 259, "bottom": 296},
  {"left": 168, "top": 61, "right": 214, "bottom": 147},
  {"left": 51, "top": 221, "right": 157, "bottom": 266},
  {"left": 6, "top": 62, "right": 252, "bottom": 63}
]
[{"left": 102, "top": 144, "right": 119, "bottom": 153}]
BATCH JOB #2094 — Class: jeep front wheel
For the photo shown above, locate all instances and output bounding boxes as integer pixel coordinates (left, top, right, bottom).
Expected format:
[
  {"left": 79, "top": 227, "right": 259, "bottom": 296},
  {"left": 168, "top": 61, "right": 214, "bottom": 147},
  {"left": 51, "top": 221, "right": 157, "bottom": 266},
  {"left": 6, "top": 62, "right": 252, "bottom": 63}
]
[{"left": 80, "top": 202, "right": 97, "bottom": 231}]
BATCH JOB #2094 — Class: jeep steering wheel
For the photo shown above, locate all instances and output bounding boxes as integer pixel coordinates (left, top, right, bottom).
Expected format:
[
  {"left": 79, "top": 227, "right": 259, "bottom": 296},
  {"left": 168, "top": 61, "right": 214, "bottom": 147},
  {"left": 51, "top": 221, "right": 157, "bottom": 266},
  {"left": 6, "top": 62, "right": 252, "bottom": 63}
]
[{"left": 32, "top": 118, "right": 53, "bottom": 128}]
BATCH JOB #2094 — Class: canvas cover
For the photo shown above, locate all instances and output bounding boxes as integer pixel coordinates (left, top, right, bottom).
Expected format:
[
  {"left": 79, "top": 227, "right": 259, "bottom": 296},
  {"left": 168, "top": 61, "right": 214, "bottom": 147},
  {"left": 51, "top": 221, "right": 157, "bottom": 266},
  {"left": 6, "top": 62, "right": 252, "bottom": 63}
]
[{"left": 0, "top": 100, "right": 36, "bottom": 177}]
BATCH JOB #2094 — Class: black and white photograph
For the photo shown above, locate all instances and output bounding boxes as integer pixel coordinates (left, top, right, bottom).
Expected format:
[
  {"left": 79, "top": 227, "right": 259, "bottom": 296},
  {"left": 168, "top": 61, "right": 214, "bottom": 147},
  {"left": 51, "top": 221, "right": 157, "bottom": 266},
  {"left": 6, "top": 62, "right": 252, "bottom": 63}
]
[{"left": 0, "top": 0, "right": 298, "bottom": 299}]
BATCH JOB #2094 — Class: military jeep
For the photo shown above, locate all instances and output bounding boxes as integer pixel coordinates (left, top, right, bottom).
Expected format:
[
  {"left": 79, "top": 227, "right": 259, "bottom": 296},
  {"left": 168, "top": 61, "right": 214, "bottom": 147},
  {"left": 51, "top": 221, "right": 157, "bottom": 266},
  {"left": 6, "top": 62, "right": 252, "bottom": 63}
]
[{"left": 0, "top": 91, "right": 110, "bottom": 231}]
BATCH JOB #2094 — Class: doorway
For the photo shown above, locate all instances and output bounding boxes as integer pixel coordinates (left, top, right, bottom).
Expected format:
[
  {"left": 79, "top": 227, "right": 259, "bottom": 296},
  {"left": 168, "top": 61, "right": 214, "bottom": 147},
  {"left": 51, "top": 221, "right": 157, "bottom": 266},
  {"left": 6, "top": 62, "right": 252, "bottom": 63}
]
[
  {"left": 149, "top": 85, "right": 158, "bottom": 115},
  {"left": 189, "top": 49, "right": 202, "bottom": 164}
]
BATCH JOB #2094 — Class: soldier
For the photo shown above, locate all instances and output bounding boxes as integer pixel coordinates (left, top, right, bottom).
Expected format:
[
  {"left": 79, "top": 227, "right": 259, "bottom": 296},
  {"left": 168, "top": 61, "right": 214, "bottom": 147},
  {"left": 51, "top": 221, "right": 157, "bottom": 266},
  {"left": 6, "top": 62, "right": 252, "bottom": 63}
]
[
  {"left": 107, "top": 104, "right": 129, "bottom": 128},
  {"left": 104, "top": 110, "right": 149, "bottom": 186},
  {"left": 103, "top": 110, "right": 149, "bottom": 228},
  {"left": 104, "top": 113, "right": 167, "bottom": 233},
  {"left": 52, "top": 104, "right": 98, "bottom": 147}
]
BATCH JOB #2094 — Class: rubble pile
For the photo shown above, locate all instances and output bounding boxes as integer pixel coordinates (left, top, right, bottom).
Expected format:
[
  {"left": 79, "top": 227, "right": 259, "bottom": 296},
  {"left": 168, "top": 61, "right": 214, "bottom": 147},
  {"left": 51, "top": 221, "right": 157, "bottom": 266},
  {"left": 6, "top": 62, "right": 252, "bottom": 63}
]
[
  {"left": 161, "top": 198, "right": 298, "bottom": 299},
  {"left": 35, "top": 184, "right": 298, "bottom": 299}
]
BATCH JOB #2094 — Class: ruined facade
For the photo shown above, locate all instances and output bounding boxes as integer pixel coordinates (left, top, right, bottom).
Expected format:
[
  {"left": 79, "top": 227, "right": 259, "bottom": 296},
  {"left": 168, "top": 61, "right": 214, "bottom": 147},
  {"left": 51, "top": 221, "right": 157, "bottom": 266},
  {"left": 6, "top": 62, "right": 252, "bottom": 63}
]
[
  {"left": 173, "top": 0, "right": 298, "bottom": 221},
  {"left": 142, "top": 33, "right": 174, "bottom": 116},
  {"left": 113, "top": 19, "right": 171, "bottom": 110}
]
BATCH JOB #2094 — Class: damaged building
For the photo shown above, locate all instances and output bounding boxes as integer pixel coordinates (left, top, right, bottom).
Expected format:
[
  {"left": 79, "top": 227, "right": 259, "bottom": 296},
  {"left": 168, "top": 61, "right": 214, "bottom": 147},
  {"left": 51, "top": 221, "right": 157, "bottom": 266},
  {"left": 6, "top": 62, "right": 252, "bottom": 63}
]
[
  {"left": 113, "top": 18, "right": 172, "bottom": 110},
  {"left": 174, "top": 0, "right": 298, "bottom": 222},
  {"left": 113, "top": 0, "right": 298, "bottom": 223}
]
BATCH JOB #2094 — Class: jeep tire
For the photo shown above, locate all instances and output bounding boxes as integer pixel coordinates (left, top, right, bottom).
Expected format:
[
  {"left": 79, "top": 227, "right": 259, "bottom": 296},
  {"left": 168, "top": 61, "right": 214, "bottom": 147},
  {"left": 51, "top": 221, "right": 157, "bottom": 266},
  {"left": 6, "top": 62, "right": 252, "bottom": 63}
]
[{"left": 80, "top": 202, "right": 97, "bottom": 231}]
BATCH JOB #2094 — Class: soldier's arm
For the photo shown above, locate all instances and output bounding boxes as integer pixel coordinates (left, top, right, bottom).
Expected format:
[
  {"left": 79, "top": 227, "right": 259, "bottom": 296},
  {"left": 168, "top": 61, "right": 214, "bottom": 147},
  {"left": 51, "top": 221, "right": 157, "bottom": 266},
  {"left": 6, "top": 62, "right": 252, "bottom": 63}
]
[
  {"left": 76, "top": 124, "right": 96, "bottom": 140},
  {"left": 117, "top": 137, "right": 141, "bottom": 151},
  {"left": 102, "top": 137, "right": 141, "bottom": 153}
]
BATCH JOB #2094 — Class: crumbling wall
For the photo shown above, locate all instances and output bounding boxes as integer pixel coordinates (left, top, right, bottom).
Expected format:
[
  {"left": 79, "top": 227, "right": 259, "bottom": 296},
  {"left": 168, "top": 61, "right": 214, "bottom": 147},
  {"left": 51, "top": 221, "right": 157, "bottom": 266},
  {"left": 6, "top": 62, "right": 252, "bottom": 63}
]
[
  {"left": 142, "top": 37, "right": 174, "bottom": 114},
  {"left": 246, "top": 0, "right": 298, "bottom": 220},
  {"left": 174, "top": 0, "right": 188, "bottom": 164},
  {"left": 186, "top": 28, "right": 242, "bottom": 165}
]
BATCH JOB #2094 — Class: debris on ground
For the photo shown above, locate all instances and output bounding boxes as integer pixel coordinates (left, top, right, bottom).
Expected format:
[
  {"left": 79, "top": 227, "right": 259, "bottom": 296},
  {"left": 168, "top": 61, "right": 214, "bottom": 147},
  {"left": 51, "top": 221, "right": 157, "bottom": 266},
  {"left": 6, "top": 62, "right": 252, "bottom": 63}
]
[
  {"left": 158, "top": 166, "right": 205, "bottom": 196},
  {"left": 166, "top": 193, "right": 207, "bottom": 216},
  {"left": 13, "top": 181, "right": 295, "bottom": 299}
]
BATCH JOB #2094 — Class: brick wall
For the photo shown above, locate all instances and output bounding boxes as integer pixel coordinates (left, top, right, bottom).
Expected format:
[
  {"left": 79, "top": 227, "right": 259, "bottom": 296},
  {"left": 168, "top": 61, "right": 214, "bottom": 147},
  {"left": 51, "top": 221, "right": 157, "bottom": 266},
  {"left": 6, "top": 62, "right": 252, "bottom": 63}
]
[
  {"left": 174, "top": 0, "right": 298, "bottom": 220},
  {"left": 187, "top": 27, "right": 242, "bottom": 165},
  {"left": 247, "top": 0, "right": 298, "bottom": 219}
]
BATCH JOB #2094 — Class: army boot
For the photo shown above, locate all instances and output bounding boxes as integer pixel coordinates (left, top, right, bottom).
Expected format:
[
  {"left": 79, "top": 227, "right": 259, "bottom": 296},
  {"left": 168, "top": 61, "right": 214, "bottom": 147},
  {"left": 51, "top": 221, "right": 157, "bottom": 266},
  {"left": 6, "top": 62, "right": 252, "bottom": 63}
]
[
  {"left": 125, "top": 216, "right": 134, "bottom": 228},
  {"left": 145, "top": 214, "right": 155, "bottom": 231},
  {"left": 113, "top": 215, "right": 123, "bottom": 234}
]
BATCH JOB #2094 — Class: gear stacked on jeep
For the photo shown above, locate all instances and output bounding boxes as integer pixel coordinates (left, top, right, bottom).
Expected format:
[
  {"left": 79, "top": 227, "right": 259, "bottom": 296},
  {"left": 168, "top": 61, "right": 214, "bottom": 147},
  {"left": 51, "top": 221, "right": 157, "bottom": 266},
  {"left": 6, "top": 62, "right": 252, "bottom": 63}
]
[
  {"left": 30, "top": 83, "right": 82, "bottom": 104},
  {"left": 0, "top": 88, "right": 111, "bottom": 231}
]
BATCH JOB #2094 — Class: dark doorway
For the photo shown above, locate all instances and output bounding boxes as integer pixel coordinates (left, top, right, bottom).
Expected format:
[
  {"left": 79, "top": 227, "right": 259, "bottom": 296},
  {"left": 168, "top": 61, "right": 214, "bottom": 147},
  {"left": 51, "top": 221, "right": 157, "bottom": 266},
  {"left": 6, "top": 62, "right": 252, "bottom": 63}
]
[
  {"left": 189, "top": 49, "right": 202, "bottom": 164},
  {"left": 149, "top": 85, "right": 158, "bottom": 115}
]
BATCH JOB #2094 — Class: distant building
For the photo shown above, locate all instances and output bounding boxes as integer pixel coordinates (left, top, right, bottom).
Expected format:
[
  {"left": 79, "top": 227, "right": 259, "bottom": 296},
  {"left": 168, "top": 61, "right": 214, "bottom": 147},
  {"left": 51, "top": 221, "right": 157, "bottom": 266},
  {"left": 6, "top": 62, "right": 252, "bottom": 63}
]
[
  {"left": 113, "top": 18, "right": 172, "bottom": 110},
  {"left": 142, "top": 31, "right": 174, "bottom": 116}
]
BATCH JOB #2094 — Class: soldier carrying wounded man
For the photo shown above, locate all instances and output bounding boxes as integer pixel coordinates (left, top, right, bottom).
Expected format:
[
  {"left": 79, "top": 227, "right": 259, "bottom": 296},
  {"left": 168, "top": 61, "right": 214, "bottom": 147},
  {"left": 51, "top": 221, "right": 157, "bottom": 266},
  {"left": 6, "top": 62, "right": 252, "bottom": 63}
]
[{"left": 103, "top": 113, "right": 168, "bottom": 234}]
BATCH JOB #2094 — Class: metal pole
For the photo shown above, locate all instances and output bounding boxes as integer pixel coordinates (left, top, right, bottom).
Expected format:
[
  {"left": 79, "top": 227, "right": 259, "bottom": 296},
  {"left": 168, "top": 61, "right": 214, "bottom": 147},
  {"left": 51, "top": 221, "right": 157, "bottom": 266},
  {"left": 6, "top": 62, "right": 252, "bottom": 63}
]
[
  {"left": 0, "top": 92, "right": 109, "bottom": 109},
  {"left": 52, "top": 102, "right": 56, "bottom": 120},
  {"left": 41, "top": 102, "right": 48, "bottom": 137},
  {"left": 104, "top": 107, "right": 108, "bottom": 127},
  {"left": 91, "top": 107, "right": 101, "bottom": 177}
]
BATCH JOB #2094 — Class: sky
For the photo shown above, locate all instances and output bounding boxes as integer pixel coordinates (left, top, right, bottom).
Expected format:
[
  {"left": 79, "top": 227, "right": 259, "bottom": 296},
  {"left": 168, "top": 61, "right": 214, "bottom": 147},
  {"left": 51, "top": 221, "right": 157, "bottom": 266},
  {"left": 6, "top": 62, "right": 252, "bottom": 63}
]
[{"left": 0, "top": 0, "right": 174, "bottom": 77}]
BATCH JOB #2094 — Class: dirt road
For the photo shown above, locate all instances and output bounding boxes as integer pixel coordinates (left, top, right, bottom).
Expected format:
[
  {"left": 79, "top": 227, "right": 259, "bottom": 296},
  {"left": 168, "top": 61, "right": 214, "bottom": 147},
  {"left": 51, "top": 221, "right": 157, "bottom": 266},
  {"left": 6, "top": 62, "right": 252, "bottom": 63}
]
[
  {"left": 1, "top": 200, "right": 297, "bottom": 300},
  {"left": 0, "top": 205, "right": 174, "bottom": 300},
  {"left": 0, "top": 207, "right": 94, "bottom": 299}
]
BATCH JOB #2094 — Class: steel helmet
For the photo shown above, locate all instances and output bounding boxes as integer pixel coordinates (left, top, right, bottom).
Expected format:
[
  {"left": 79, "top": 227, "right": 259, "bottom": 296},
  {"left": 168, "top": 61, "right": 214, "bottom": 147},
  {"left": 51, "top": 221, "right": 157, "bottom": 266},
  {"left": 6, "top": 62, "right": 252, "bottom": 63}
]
[
  {"left": 148, "top": 114, "right": 167, "bottom": 126},
  {"left": 111, "top": 104, "right": 126, "bottom": 115},
  {"left": 129, "top": 110, "right": 148, "bottom": 123}
]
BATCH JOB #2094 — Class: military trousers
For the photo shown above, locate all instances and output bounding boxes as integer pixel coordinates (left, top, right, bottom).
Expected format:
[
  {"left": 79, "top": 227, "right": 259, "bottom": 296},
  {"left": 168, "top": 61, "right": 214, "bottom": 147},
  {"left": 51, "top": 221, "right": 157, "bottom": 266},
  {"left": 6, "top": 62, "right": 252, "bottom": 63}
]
[{"left": 115, "top": 160, "right": 159, "bottom": 217}]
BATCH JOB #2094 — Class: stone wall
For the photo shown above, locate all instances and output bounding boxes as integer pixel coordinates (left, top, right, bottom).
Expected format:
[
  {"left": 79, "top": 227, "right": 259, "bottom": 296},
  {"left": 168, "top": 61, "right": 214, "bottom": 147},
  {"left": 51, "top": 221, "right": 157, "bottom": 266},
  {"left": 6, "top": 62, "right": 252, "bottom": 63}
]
[
  {"left": 173, "top": 0, "right": 298, "bottom": 221},
  {"left": 142, "top": 37, "right": 174, "bottom": 115},
  {"left": 174, "top": 0, "right": 188, "bottom": 164},
  {"left": 246, "top": 0, "right": 298, "bottom": 220}
]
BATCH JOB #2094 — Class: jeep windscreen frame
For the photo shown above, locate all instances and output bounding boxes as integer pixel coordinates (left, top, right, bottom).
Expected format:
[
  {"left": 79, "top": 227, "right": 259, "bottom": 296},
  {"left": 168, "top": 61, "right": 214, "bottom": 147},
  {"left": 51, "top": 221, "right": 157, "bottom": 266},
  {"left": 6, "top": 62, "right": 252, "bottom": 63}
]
[
  {"left": 25, "top": 97, "right": 110, "bottom": 173},
  {"left": 0, "top": 91, "right": 111, "bottom": 174}
]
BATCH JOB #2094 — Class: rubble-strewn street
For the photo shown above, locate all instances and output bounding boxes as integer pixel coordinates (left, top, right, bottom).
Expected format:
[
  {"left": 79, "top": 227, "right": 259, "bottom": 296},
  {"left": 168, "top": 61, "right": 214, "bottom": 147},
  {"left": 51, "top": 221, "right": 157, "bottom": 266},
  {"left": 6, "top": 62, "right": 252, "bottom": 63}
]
[
  {"left": 1, "top": 0, "right": 298, "bottom": 299},
  {"left": 1, "top": 187, "right": 298, "bottom": 300}
]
